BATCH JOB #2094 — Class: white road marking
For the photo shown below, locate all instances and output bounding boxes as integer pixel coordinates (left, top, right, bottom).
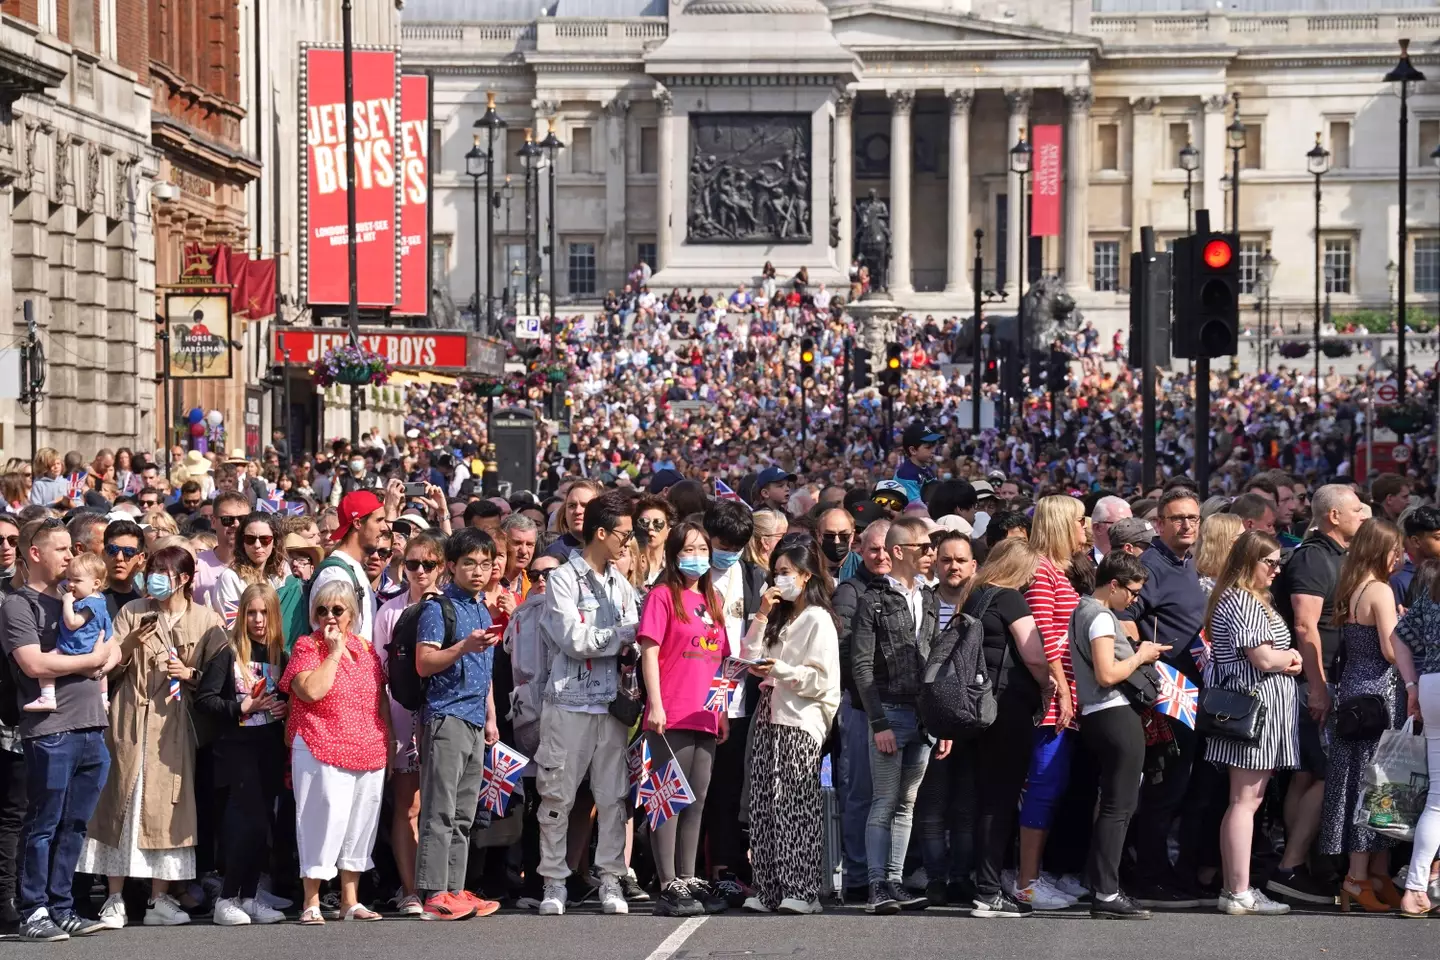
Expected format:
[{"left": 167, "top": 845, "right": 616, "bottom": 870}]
[{"left": 643, "top": 916, "right": 707, "bottom": 960}]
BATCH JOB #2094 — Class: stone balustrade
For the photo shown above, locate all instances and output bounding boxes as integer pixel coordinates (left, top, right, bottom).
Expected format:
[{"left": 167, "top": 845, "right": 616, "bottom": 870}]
[
  {"left": 399, "top": 18, "right": 668, "bottom": 54},
  {"left": 1089, "top": 10, "right": 1440, "bottom": 45}
]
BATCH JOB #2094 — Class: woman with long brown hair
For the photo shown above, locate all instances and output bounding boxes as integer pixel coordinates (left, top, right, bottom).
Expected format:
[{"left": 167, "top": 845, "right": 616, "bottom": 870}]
[
  {"left": 1202, "top": 531, "right": 1301, "bottom": 916},
  {"left": 1320, "top": 518, "right": 1421, "bottom": 912},
  {"left": 1194, "top": 513, "right": 1244, "bottom": 588}
]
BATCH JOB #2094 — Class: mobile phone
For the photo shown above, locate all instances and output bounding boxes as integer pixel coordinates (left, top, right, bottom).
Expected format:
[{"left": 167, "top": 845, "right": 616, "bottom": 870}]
[
  {"left": 405, "top": 481, "right": 428, "bottom": 497},
  {"left": 251, "top": 678, "right": 266, "bottom": 699},
  {"left": 139, "top": 612, "right": 159, "bottom": 629}
]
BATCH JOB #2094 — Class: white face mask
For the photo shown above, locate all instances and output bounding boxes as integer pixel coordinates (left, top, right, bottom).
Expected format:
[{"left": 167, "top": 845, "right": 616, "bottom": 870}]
[
  {"left": 349, "top": 460, "right": 365, "bottom": 475},
  {"left": 774, "top": 574, "right": 804, "bottom": 602}
]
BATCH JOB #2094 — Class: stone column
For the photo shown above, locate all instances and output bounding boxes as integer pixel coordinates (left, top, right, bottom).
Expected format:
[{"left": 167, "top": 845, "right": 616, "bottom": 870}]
[
  {"left": 834, "top": 90, "right": 855, "bottom": 272},
  {"left": 944, "top": 89, "right": 973, "bottom": 296},
  {"left": 888, "top": 88, "right": 914, "bottom": 295},
  {"left": 602, "top": 97, "right": 630, "bottom": 286},
  {"left": 1064, "top": 88, "right": 1092, "bottom": 291},
  {"left": 1130, "top": 96, "right": 1159, "bottom": 252},
  {"left": 1005, "top": 88, "right": 1031, "bottom": 296},
  {"left": 655, "top": 89, "right": 674, "bottom": 271},
  {"left": 1202, "top": 94, "right": 1228, "bottom": 221}
]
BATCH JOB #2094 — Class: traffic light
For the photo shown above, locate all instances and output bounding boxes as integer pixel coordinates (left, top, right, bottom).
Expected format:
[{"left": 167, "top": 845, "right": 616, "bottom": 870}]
[
  {"left": 851, "top": 345, "right": 872, "bottom": 389},
  {"left": 1000, "top": 339, "right": 1021, "bottom": 399},
  {"left": 883, "top": 342, "right": 903, "bottom": 397},
  {"left": 1047, "top": 349, "right": 1069, "bottom": 393},
  {"left": 984, "top": 354, "right": 998, "bottom": 385},
  {"left": 1029, "top": 351, "right": 1044, "bottom": 392},
  {"left": 1173, "top": 229, "right": 1239, "bottom": 359},
  {"left": 799, "top": 337, "right": 815, "bottom": 388}
]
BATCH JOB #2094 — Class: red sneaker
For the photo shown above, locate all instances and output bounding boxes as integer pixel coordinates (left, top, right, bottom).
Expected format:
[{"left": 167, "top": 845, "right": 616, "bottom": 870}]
[
  {"left": 422, "top": 892, "right": 475, "bottom": 921},
  {"left": 457, "top": 890, "right": 501, "bottom": 918}
]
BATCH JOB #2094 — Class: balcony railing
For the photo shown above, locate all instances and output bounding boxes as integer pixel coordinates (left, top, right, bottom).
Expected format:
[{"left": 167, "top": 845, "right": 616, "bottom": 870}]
[
  {"left": 400, "top": 18, "right": 667, "bottom": 54},
  {"left": 1088, "top": 11, "right": 1440, "bottom": 45}
]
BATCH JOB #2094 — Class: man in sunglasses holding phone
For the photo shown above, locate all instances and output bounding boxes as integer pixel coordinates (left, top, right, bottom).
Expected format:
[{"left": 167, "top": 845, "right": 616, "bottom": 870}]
[
  {"left": 192, "top": 492, "right": 252, "bottom": 609},
  {"left": 100, "top": 520, "right": 146, "bottom": 619}
]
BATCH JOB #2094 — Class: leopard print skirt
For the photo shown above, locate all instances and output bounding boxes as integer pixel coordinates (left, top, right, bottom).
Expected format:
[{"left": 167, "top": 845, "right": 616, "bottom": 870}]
[{"left": 748, "top": 691, "right": 824, "bottom": 909}]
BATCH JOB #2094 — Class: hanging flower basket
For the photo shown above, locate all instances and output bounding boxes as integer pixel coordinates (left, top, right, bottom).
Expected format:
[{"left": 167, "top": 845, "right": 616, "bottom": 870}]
[
  {"left": 466, "top": 374, "right": 510, "bottom": 398},
  {"left": 535, "top": 361, "right": 570, "bottom": 383},
  {"left": 1320, "top": 340, "right": 1354, "bottom": 359},
  {"left": 1379, "top": 403, "right": 1432, "bottom": 436},
  {"left": 1278, "top": 341, "right": 1310, "bottom": 359},
  {"left": 314, "top": 343, "right": 390, "bottom": 388}
]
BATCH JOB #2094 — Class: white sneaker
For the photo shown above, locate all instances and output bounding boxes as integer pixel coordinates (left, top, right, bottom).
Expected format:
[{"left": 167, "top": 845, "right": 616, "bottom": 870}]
[
  {"left": 538, "top": 880, "right": 567, "bottom": 916},
  {"left": 1013, "top": 878, "right": 1072, "bottom": 910},
  {"left": 212, "top": 897, "right": 251, "bottom": 926},
  {"left": 396, "top": 894, "right": 425, "bottom": 917},
  {"left": 241, "top": 897, "right": 285, "bottom": 924},
  {"left": 1035, "top": 875, "right": 1078, "bottom": 906},
  {"left": 1219, "top": 887, "right": 1290, "bottom": 916},
  {"left": 741, "top": 896, "right": 772, "bottom": 913},
  {"left": 600, "top": 877, "right": 628, "bottom": 915},
  {"left": 778, "top": 896, "right": 822, "bottom": 914},
  {"left": 143, "top": 892, "right": 191, "bottom": 926},
  {"left": 97, "top": 893, "right": 127, "bottom": 930},
  {"left": 1049, "top": 872, "right": 1089, "bottom": 900}
]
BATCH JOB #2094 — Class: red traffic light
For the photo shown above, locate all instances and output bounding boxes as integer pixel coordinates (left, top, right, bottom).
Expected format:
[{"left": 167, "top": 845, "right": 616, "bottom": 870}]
[{"left": 1202, "top": 239, "right": 1233, "bottom": 269}]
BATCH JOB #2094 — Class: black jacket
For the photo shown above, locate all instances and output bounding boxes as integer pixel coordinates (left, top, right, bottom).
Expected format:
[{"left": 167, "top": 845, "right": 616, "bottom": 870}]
[
  {"left": 833, "top": 565, "right": 879, "bottom": 704},
  {"left": 850, "top": 577, "right": 939, "bottom": 732}
]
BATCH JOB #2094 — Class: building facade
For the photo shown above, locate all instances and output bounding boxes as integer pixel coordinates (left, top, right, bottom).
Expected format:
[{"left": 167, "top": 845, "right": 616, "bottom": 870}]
[
  {"left": 404, "top": 0, "right": 1440, "bottom": 336},
  {"left": 0, "top": 1, "right": 157, "bottom": 458}
]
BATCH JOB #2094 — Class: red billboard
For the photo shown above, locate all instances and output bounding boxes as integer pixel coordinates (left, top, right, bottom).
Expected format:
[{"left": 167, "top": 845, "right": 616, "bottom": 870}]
[
  {"left": 300, "top": 46, "right": 399, "bottom": 307},
  {"left": 273, "top": 328, "right": 469, "bottom": 371},
  {"left": 396, "top": 74, "right": 430, "bottom": 316},
  {"left": 1031, "top": 124, "right": 1063, "bottom": 238}
]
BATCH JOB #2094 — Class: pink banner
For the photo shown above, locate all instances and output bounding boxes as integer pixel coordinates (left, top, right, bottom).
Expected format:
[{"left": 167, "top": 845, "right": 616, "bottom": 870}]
[{"left": 1031, "top": 124, "right": 1063, "bottom": 238}]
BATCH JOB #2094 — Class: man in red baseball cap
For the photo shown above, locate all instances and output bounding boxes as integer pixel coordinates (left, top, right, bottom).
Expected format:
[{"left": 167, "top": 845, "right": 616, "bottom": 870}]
[{"left": 311, "top": 489, "right": 388, "bottom": 641}]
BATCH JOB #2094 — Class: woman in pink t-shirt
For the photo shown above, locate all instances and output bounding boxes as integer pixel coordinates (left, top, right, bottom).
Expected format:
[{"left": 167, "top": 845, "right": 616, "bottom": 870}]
[{"left": 638, "top": 519, "right": 729, "bottom": 917}]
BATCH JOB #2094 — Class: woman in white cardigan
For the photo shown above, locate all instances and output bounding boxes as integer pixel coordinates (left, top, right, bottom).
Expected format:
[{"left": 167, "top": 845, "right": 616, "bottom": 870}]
[{"left": 741, "top": 537, "right": 842, "bottom": 915}]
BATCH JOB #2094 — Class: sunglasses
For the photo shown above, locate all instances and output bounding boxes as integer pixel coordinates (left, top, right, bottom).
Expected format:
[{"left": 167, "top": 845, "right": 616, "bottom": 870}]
[
  {"left": 637, "top": 518, "right": 669, "bottom": 531},
  {"left": 0, "top": 535, "right": 19, "bottom": 548},
  {"left": 242, "top": 534, "right": 274, "bottom": 548},
  {"left": 105, "top": 544, "right": 141, "bottom": 559},
  {"left": 404, "top": 558, "right": 439, "bottom": 573},
  {"left": 527, "top": 567, "right": 552, "bottom": 583},
  {"left": 316, "top": 605, "right": 348, "bottom": 620},
  {"left": 364, "top": 546, "right": 393, "bottom": 560},
  {"left": 1261, "top": 557, "right": 1283, "bottom": 571},
  {"left": 218, "top": 515, "right": 244, "bottom": 527}
]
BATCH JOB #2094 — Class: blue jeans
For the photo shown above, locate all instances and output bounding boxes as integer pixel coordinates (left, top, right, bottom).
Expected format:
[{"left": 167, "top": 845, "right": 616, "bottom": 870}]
[
  {"left": 865, "top": 704, "right": 931, "bottom": 884},
  {"left": 18, "top": 729, "right": 110, "bottom": 919},
  {"left": 836, "top": 694, "right": 872, "bottom": 889}
]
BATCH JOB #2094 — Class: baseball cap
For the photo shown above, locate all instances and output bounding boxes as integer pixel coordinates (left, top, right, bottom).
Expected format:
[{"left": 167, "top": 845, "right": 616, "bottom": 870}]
[
  {"left": 847, "top": 499, "right": 885, "bottom": 531},
  {"left": 871, "top": 479, "right": 910, "bottom": 509},
  {"left": 935, "top": 514, "right": 973, "bottom": 536},
  {"left": 971, "top": 480, "right": 997, "bottom": 502},
  {"left": 333, "top": 490, "right": 384, "bottom": 543},
  {"left": 1109, "top": 517, "right": 1157, "bottom": 548},
  {"left": 755, "top": 466, "right": 797, "bottom": 490},
  {"left": 901, "top": 421, "right": 943, "bottom": 451},
  {"left": 648, "top": 467, "right": 685, "bottom": 495}
]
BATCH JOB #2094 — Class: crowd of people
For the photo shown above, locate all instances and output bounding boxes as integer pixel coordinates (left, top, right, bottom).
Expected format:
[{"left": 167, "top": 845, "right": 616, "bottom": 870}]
[{"left": 0, "top": 427, "right": 1439, "bottom": 942}]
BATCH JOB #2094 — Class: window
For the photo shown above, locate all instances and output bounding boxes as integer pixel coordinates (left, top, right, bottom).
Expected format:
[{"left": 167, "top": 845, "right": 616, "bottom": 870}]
[
  {"left": 503, "top": 242, "right": 527, "bottom": 306},
  {"left": 1324, "top": 238, "right": 1352, "bottom": 294},
  {"left": 504, "top": 129, "right": 527, "bottom": 176},
  {"left": 431, "top": 235, "right": 451, "bottom": 283},
  {"left": 1416, "top": 237, "right": 1440, "bottom": 295},
  {"left": 1237, "top": 240, "right": 1264, "bottom": 295},
  {"left": 38, "top": 0, "right": 57, "bottom": 33},
  {"left": 1328, "top": 120, "right": 1351, "bottom": 170},
  {"left": 71, "top": 0, "right": 95, "bottom": 52},
  {"left": 637, "top": 242, "right": 656, "bottom": 271},
  {"left": 1242, "top": 122, "right": 1262, "bottom": 170},
  {"left": 1093, "top": 240, "right": 1121, "bottom": 292},
  {"left": 570, "top": 127, "right": 592, "bottom": 174},
  {"left": 1168, "top": 122, "right": 1190, "bottom": 169},
  {"left": 1096, "top": 123, "right": 1119, "bottom": 171},
  {"left": 639, "top": 127, "right": 658, "bottom": 175},
  {"left": 568, "top": 242, "right": 597, "bottom": 296},
  {"left": 1420, "top": 120, "right": 1440, "bottom": 166}
]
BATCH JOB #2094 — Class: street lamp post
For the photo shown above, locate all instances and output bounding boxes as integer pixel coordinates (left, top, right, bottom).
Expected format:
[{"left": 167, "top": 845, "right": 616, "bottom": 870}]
[
  {"left": 474, "top": 92, "right": 507, "bottom": 336},
  {"left": 1227, "top": 92, "right": 1245, "bottom": 240},
  {"left": 1259, "top": 248, "right": 1277, "bottom": 376},
  {"left": 340, "top": 0, "right": 361, "bottom": 444},
  {"left": 1179, "top": 135, "right": 1199, "bottom": 236},
  {"left": 1307, "top": 132, "right": 1331, "bottom": 409},
  {"left": 1010, "top": 130, "right": 1032, "bottom": 385},
  {"left": 501, "top": 176, "right": 514, "bottom": 309},
  {"left": 464, "top": 135, "right": 487, "bottom": 333},
  {"left": 1386, "top": 38, "right": 1425, "bottom": 403},
  {"left": 518, "top": 129, "right": 540, "bottom": 315},
  {"left": 539, "top": 127, "right": 564, "bottom": 361}
]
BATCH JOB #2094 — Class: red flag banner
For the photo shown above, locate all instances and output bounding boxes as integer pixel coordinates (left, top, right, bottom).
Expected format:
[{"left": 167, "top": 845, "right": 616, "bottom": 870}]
[
  {"left": 1031, "top": 124, "right": 1063, "bottom": 238},
  {"left": 241, "top": 259, "right": 277, "bottom": 319},
  {"left": 300, "top": 46, "right": 399, "bottom": 308},
  {"left": 395, "top": 74, "right": 430, "bottom": 316}
]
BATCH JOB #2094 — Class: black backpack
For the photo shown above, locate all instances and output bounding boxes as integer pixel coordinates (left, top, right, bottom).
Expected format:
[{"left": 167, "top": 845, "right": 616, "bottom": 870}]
[
  {"left": 917, "top": 588, "right": 998, "bottom": 740},
  {"left": 385, "top": 593, "right": 456, "bottom": 712}
]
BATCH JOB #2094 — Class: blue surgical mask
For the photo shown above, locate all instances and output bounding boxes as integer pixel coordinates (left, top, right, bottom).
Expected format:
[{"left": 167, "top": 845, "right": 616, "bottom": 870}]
[
  {"left": 711, "top": 548, "right": 741, "bottom": 572},
  {"left": 146, "top": 573, "right": 175, "bottom": 600},
  {"left": 678, "top": 556, "right": 711, "bottom": 579}
]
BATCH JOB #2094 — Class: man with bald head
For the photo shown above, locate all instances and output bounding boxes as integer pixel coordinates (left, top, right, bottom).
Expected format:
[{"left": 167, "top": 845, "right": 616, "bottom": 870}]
[
  {"left": 817, "top": 506, "right": 857, "bottom": 580},
  {"left": 1090, "top": 495, "right": 1131, "bottom": 563}
]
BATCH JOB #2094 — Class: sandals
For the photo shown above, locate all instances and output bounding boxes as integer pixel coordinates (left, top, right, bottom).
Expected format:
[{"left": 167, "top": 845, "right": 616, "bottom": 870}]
[
  {"left": 341, "top": 903, "right": 382, "bottom": 922},
  {"left": 299, "top": 905, "right": 325, "bottom": 925}
]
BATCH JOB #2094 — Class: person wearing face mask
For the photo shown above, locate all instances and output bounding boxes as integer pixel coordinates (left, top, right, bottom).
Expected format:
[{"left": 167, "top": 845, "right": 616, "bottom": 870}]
[
  {"left": 638, "top": 520, "right": 729, "bottom": 916},
  {"left": 741, "top": 538, "right": 840, "bottom": 914},
  {"left": 328, "top": 454, "right": 376, "bottom": 509},
  {"left": 699, "top": 500, "right": 762, "bottom": 906},
  {"left": 816, "top": 507, "right": 856, "bottom": 582}
]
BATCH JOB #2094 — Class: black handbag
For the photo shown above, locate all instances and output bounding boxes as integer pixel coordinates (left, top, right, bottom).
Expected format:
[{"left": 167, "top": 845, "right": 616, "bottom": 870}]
[
  {"left": 1197, "top": 686, "right": 1267, "bottom": 743},
  {"left": 1334, "top": 694, "right": 1389, "bottom": 741},
  {"left": 608, "top": 644, "right": 645, "bottom": 728}
]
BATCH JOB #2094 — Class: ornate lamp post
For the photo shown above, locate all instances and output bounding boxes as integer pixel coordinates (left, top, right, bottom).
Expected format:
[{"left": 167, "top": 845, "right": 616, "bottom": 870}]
[
  {"left": 1009, "top": 130, "right": 1032, "bottom": 379},
  {"left": 539, "top": 127, "right": 564, "bottom": 361},
  {"left": 464, "top": 135, "right": 487, "bottom": 333},
  {"left": 517, "top": 129, "right": 540, "bottom": 315},
  {"left": 1386, "top": 39, "right": 1425, "bottom": 402},
  {"left": 1307, "top": 131, "right": 1331, "bottom": 407},
  {"left": 474, "top": 92, "right": 507, "bottom": 335},
  {"left": 1227, "top": 93, "right": 1245, "bottom": 237},
  {"left": 1179, "top": 135, "right": 1200, "bottom": 236}
]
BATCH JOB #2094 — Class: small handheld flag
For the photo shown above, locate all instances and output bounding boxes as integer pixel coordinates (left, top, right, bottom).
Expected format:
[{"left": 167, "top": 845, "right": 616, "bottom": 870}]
[
  {"left": 479, "top": 741, "right": 529, "bottom": 816},
  {"left": 257, "top": 495, "right": 305, "bottom": 516},
  {"left": 166, "top": 647, "right": 182, "bottom": 702},
  {"left": 714, "top": 478, "right": 751, "bottom": 510},
  {"left": 626, "top": 736, "right": 653, "bottom": 808},
  {"left": 1187, "top": 630, "right": 1211, "bottom": 675},
  {"left": 1154, "top": 662, "right": 1198, "bottom": 730},
  {"left": 704, "top": 657, "right": 760, "bottom": 713},
  {"left": 637, "top": 758, "right": 696, "bottom": 831}
]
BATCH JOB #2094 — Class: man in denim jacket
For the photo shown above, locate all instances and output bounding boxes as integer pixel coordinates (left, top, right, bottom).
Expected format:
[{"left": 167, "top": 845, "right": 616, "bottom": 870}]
[{"left": 536, "top": 491, "right": 639, "bottom": 916}]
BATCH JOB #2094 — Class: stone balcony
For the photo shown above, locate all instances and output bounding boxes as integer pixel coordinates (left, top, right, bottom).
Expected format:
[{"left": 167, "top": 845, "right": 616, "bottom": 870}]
[
  {"left": 400, "top": 17, "right": 668, "bottom": 58},
  {"left": 1088, "top": 10, "right": 1440, "bottom": 47}
]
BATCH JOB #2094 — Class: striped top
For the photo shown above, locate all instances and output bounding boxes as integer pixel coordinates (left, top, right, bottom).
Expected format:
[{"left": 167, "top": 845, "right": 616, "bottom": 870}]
[
  {"left": 1208, "top": 587, "right": 1292, "bottom": 689},
  {"left": 1025, "top": 556, "right": 1080, "bottom": 729}
]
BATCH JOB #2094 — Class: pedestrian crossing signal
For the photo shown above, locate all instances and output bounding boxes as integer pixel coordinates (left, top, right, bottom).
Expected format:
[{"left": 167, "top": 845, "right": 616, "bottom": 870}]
[{"left": 800, "top": 337, "right": 815, "bottom": 388}]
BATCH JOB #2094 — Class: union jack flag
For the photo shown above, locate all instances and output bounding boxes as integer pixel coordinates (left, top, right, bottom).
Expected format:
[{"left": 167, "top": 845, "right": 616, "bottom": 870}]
[
  {"left": 714, "top": 478, "right": 751, "bottom": 510},
  {"left": 218, "top": 593, "right": 239, "bottom": 630},
  {"left": 637, "top": 758, "right": 695, "bottom": 830},
  {"left": 478, "top": 741, "right": 529, "bottom": 816},
  {"left": 704, "top": 657, "right": 755, "bottom": 713},
  {"left": 1154, "top": 662, "right": 1198, "bottom": 730},
  {"left": 1187, "top": 630, "right": 1211, "bottom": 675},
  {"left": 257, "top": 495, "right": 305, "bottom": 516},
  {"left": 626, "top": 736, "right": 652, "bottom": 808}
]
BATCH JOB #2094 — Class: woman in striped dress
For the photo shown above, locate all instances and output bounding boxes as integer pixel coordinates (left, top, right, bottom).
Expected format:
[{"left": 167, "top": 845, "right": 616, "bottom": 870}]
[{"left": 1204, "top": 531, "right": 1302, "bottom": 916}]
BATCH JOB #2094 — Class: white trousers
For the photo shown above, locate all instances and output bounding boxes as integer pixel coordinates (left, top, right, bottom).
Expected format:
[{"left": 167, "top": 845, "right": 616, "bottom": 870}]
[
  {"left": 292, "top": 735, "right": 385, "bottom": 881},
  {"left": 1405, "top": 674, "right": 1440, "bottom": 892}
]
